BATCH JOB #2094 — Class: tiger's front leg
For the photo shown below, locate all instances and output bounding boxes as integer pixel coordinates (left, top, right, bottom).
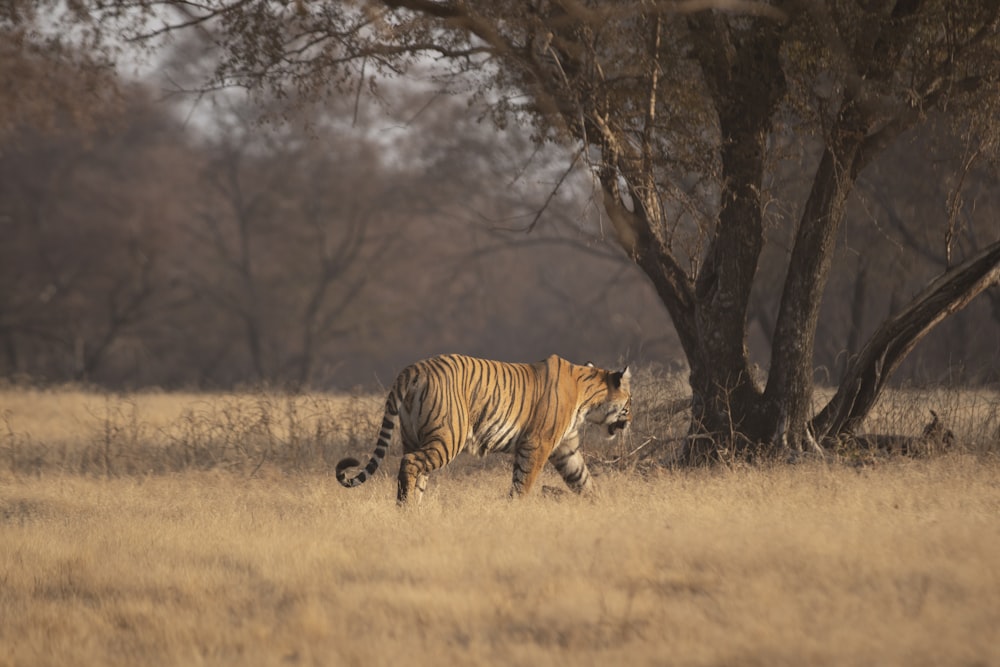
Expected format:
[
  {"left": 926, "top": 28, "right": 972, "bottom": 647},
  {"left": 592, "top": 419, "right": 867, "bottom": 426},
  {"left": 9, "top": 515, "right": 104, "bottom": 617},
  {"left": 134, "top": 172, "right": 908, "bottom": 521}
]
[
  {"left": 509, "top": 438, "right": 557, "bottom": 497},
  {"left": 548, "top": 436, "right": 593, "bottom": 494}
]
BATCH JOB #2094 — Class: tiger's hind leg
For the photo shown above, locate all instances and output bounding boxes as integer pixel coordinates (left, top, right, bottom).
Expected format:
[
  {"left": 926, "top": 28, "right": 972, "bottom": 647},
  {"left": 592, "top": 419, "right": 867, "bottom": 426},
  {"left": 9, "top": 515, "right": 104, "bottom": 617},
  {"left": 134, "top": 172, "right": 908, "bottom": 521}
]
[{"left": 397, "top": 445, "right": 448, "bottom": 505}]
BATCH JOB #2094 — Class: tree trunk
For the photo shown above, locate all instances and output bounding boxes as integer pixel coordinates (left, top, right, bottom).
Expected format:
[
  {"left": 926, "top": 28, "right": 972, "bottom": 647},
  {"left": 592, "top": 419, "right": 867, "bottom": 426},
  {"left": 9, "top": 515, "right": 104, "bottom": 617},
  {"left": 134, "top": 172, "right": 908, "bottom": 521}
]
[
  {"left": 680, "top": 15, "right": 785, "bottom": 462},
  {"left": 761, "top": 133, "right": 863, "bottom": 452}
]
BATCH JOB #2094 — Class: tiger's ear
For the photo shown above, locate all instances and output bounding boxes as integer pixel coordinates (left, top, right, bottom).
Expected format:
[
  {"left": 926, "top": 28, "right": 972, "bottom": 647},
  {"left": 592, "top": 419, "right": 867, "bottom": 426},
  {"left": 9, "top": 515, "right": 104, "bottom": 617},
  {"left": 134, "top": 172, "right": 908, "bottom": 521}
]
[
  {"left": 586, "top": 361, "right": 595, "bottom": 368},
  {"left": 610, "top": 366, "right": 630, "bottom": 388}
]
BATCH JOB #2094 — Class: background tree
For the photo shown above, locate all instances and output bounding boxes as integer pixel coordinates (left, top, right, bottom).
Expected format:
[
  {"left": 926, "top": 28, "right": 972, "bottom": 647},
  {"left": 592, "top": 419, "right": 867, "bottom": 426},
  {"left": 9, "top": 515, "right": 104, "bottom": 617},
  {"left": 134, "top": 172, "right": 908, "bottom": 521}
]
[
  {"left": 0, "top": 0, "right": 116, "bottom": 139},
  {"left": 179, "top": 106, "right": 397, "bottom": 387},
  {"left": 4, "top": 1, "right": 999, "bottom": 449},
  {"left": 0, "top": 30, "right": 676, "bottom": 388},
  {"left": 89, "top": 0, "right": 1000, "bottom": 459},
  {"left": 0, "top": 84, "right": 194, "bottom": 383}
]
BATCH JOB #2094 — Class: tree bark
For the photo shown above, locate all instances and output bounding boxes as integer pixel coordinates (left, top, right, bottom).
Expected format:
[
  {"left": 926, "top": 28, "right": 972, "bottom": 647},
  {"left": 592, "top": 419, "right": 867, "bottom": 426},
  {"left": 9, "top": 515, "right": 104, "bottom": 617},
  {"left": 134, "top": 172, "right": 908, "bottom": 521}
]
[
  {"left": 680, "top": 14, "right": 784, "bottom": 462},
  {"left": 762, "top": 129, "right": 863, "bottom": 451}
]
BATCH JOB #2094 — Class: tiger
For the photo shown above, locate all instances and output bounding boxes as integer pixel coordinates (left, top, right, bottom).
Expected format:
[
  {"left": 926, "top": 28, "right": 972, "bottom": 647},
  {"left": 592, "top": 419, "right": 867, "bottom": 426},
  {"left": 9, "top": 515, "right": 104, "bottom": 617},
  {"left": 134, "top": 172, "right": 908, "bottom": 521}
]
[{"left": 335, "top": 353, "right": 632, "bottom": 503}]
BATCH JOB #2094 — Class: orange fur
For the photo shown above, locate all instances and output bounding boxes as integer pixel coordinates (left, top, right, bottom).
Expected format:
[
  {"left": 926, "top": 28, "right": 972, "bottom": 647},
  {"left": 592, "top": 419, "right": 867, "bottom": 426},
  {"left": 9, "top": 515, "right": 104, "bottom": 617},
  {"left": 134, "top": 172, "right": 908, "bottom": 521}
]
[{"left": 336, "top": 354, "right": 631, "bottom": 503}]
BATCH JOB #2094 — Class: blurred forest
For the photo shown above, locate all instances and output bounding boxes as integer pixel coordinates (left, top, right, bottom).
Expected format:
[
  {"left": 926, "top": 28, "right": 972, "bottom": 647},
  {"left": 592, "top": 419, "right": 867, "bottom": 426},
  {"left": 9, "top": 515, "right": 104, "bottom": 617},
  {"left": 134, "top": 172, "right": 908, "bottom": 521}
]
[{"left": 1, "top": 36, "right": 998, "bottom": 391}]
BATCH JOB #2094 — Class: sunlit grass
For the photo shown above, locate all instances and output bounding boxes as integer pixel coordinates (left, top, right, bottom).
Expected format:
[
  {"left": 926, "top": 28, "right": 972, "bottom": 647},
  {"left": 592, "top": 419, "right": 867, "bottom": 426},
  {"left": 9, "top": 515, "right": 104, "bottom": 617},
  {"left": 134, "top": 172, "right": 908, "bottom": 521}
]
[
  {"left": 2, "top": 460, "right": 998, "bottom": 666},
  {"left": 1, "top": 386, "right": 382, "bottom": 476},
  {"left": 1, "top": 381, "right": 998, "bottom": 665}
]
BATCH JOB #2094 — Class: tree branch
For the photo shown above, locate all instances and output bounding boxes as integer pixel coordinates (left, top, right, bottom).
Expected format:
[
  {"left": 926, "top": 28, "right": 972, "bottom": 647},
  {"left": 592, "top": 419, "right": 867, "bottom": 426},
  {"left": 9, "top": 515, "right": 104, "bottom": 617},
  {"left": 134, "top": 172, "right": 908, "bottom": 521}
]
[{"left": 813, "top": 236, "right": 1000, "bottom": 440}]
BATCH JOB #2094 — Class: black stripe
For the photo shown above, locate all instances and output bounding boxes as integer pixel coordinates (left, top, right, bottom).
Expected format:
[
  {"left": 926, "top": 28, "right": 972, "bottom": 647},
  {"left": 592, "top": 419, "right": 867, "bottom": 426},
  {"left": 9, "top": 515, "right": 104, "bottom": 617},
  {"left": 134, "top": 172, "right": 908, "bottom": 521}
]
[{"left": 551, "top": 448, "right": 577, "bottom": 465}]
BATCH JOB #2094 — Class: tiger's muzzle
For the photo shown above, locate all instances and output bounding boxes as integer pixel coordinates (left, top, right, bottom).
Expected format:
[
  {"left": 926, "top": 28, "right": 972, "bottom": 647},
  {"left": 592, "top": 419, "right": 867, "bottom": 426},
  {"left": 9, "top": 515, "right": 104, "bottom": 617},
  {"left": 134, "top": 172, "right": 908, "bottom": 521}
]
[{"left": 608, "top": 419, "right": 629, "bottom": 436}]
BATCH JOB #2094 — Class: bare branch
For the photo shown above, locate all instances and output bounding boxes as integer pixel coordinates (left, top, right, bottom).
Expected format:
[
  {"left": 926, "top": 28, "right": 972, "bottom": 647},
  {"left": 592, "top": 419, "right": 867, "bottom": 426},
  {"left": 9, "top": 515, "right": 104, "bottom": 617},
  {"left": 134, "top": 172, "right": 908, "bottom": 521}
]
[{"left": 814, "top": 236, "right": 1000, "bottom": 440}]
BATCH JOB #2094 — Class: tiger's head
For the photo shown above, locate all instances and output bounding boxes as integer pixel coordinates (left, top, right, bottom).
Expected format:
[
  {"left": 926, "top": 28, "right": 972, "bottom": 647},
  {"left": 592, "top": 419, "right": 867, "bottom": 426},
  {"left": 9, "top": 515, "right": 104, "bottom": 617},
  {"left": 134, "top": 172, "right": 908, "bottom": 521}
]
[{"left": 586, "top": 365, "right": 632, "bottom": 438}]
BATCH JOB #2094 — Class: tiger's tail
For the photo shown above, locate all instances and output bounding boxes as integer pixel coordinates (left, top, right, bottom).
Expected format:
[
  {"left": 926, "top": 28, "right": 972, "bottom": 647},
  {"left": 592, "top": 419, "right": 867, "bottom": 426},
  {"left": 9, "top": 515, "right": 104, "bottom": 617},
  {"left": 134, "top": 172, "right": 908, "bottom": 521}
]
[{"left": 335, "top": 389, "right": 400, "bottom": 488}]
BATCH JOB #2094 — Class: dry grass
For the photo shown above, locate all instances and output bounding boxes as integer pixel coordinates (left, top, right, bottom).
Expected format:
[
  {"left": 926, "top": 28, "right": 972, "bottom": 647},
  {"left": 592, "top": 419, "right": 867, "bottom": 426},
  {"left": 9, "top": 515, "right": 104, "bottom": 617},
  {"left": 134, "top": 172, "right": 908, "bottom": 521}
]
[
  {"left": 1, "top": 386, "right": 383, "bottom": 476},
  {"left": 2, "top": 461, "right": 999, "bottom": 666},
  {"left": 1, "top": 381, "right": 999, "bottom": 666}
]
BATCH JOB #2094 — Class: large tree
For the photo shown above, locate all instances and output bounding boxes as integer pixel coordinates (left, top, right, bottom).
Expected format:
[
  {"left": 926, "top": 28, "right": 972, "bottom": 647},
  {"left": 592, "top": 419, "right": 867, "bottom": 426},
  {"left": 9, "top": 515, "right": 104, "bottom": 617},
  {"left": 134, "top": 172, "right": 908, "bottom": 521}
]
[{"left": 92, "top": 0, "right": 1000, "bottom": 460}]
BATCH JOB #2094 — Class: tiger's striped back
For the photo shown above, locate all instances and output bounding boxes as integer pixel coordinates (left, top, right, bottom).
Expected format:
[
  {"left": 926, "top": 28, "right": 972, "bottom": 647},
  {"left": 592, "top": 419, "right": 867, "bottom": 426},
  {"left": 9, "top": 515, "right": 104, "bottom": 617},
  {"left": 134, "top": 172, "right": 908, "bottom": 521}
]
[{"left": 335, "top": 354, "right": 631, "bottom": 503}]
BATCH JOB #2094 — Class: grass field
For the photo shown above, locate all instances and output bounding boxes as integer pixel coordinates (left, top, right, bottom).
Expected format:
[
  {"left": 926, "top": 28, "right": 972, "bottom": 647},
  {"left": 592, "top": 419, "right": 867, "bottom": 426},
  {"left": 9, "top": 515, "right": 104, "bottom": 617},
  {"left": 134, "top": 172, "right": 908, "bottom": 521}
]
[{"left": 1, "top": 380, "right": 999, "bottom": 666}]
